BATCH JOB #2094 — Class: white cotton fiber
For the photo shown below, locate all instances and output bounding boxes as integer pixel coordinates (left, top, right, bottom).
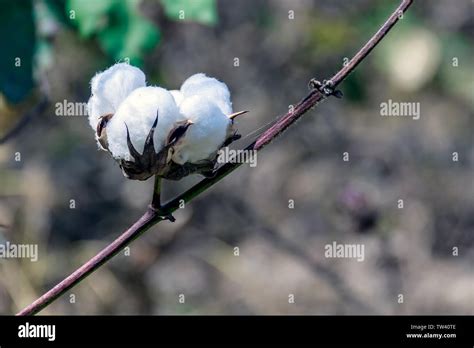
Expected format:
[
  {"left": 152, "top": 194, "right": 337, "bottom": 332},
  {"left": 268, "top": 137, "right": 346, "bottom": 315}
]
[
  {"left": 172, "top": 95, "right": 231, "bottom": 165},
  {"left": 180, "top": 73, "right": 233, "bottom": 115},
  {"left": 105, "top": 86, "right": 186, "bottom": 161},
  {"left": 87, "top": 64, "right": 242, "bottom": 179},
  {"left": 170, "top": 90, "right": 184, "bottom": 106},
  {"left": 88, "top": 63, "right": 146, "bottom": 131}
]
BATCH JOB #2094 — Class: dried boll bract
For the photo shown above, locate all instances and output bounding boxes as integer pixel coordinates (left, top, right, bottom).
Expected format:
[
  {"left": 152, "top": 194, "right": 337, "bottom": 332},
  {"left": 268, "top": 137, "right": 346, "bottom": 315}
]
[
  {"left": 88, "top": 65, "right": 247, "bottom": 181},
  {"left": 105, "top": 86, "right": 190, "bottom": 180},
  {"left": 105, "top": 87, "right": 185, "bottom": 161}
]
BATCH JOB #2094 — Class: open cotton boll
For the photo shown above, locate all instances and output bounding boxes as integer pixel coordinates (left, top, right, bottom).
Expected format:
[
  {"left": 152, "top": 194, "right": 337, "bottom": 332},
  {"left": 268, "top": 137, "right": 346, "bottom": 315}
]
[
  {"left": 105, "top": 86, "right": 186, "bottom": 161},
  {"left": 88, "top": 63, "right": 146, "bottom": 131},
  {"left": 172, "top": 95, "right": 232, "bottom": 165},
  {"left": 180, "top": 73, "right": 233, "bottom": 115}
]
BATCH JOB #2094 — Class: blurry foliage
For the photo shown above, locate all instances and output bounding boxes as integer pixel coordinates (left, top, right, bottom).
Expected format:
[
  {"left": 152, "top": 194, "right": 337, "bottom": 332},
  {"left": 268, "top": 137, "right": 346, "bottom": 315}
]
[
  {"left": 308, "top": 19, "right": 353, "bottom": 53},
  {"left": 306, "top": 18, "right": 366, "bottom": 102},
  {"left": 0, "top": 0, "right": 218, "bottom": 104},
  {"left": 0, "top": 1, "right": 35, "bottom": 103},
  {"left": 438, "top": 35, "right": 474, "bottom": 108},
  {"left": 161, "top": 0, "right": 217, "bottom": 25},
  {"left": 357, "top": 1, "right": 418, "bottom": 37},
  {"left": 378, "top": 27, "right": 442, "bottom": 92},
  {"left": 66, "top": 0, "right": 160, "bottom": 66},
  {"left": 374, "top": 21, "right": 473, "bottom": 109},
  {"left": 341, "top": 71, "right": 366, "bottom": 102}
]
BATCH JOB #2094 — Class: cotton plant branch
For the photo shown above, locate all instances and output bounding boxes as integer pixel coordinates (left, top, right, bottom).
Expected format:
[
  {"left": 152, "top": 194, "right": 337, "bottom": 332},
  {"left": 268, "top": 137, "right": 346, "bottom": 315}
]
[{"left": 17, "top": 0, "right": 413, "bottom": 316}]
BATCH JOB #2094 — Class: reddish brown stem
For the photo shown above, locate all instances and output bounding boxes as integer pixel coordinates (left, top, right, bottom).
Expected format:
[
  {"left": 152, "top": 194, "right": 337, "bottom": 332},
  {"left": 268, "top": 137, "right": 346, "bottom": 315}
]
[{"left": 17, "top": 208, "right": 160, "bottom": 315}]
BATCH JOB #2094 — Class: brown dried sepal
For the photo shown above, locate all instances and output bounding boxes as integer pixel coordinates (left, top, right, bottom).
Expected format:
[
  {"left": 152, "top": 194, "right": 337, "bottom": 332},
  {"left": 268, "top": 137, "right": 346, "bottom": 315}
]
[
  {"left": 119, "top": 114, "right": 193, "bottom": 181},
  {"left": 96, "top": 114, "right": 113, "bottom": 150}
]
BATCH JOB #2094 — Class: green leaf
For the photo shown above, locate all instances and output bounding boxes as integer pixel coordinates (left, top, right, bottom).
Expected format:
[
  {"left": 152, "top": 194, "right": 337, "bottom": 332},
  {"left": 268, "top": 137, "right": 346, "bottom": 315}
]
[
  {"left": 0, "top": 0, "right": 36, "bottom": 103},
  {"left": 161, "top": 0, "right": 217, "bottom": 25},
  {"left": 67, "top": 0, "right": 160, "bottom": 66},
  {"left": 67, "top": 0, "right": 116, "bottom": 37}
]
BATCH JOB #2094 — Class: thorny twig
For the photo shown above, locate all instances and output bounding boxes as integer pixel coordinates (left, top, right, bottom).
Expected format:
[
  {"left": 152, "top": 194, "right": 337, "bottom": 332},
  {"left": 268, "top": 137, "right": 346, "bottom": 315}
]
[{"left": 17, "top": 0, "right": 414, "bottom": 316}]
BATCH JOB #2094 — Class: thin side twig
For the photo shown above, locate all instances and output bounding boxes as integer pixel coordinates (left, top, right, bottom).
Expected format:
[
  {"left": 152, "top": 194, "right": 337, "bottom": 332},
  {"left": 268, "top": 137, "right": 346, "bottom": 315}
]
[{"left": 17, "top": 0, "right": 413, "bottom": 316}]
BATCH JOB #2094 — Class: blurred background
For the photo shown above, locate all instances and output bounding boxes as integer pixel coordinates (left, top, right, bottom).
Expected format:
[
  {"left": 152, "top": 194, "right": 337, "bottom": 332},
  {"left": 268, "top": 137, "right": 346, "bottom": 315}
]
[{"left": 0, "top": 0, "right": 473, "bottom": 315}]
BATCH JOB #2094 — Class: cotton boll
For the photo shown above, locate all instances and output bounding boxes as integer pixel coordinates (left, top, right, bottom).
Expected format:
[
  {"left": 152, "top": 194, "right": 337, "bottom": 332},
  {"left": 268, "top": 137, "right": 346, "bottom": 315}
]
[
  {"left": 170, "top": 90, "right": 184, "bottom": 106},
  {"left": 180, "top": 73, "right": 233, "bottom": 115},
  {"left": 106, "top": 86, "right": 186, "bottom": 161},
  {"left": 88, "top": 66, "right": 243, "bottom": 181},
  {"left": 172, "top": 95, "right": 232, "bottom": 165},
  {"left": 179, "top": 73, "right": 210, "bottom": 92},
  {"left": 88, "top": 63, "right": 146, "bottom": 131}
]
